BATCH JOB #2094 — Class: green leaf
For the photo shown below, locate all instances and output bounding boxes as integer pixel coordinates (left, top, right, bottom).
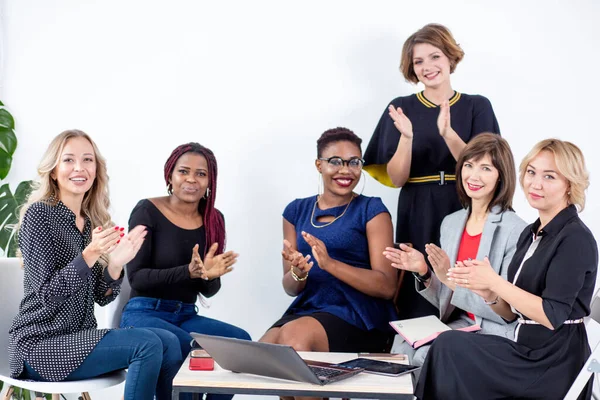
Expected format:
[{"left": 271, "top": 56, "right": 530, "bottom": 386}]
[
  {"left": 0, "top": 127, "right": 17, "bottom": 156},
  {"left": 45, "top": 394, "right": 51, "bottom": 400},
  {"left": 0, "top": 183, "right": 21, "bottom": 256},
  {"left": 22, "top": 389, "right": 31, "bottom": 400},
  {"left": 0, "top": 147, "right": 12, "bottom": 180},
  {"left": 14, "top": 180, "right": 33, "bottom": 206},
  {"left": 7, "top": 181, "right": 34, "bottom": 257},
  {"left": 0, "top": 108, "right": 15, "bottom": 130},
  {"left": 0, "top": 100, "right": 4, "bottom": 106},
  {"left": 13, "top": 386, "right": 21, "bottom": 399}
]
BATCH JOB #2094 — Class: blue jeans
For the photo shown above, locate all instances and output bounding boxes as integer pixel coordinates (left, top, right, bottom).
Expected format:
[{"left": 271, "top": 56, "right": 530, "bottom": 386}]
[
  {"left": 121, "top": 297, "right": 251, "bottom": 400},
  {"left": 22, "top": 327, "right": 181, "bottom": 400}
]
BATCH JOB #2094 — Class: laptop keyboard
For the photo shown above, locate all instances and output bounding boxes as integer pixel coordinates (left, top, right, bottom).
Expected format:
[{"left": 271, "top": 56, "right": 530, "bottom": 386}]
[{"left": 309, "top": 366, "right": 346, "bottom": 381}]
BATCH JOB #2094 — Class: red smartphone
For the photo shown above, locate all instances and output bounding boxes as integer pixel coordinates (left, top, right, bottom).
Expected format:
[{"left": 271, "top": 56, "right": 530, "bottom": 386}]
[{"left": 189, "top": 349, "right": 214, "bottom": 371}]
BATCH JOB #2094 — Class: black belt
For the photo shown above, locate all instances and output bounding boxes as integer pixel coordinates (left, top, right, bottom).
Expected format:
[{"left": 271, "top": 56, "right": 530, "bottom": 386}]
[{"left": 407, "top": 172, "right": 456, "bottom": 185}]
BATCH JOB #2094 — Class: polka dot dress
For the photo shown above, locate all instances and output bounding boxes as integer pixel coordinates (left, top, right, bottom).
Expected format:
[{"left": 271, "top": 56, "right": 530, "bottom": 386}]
[{"left": 8, "top": 201, "right": 122, "bottom": 381}]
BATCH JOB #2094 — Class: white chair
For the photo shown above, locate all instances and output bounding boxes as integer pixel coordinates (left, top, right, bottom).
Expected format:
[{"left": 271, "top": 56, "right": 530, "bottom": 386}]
[
  {"left": 564, "top": 290, "right": 600, "bottom": 400},
  {"left": 0, "top": 257, "right": 126, "bottom": 400},
  {"left": 104, "top": 269, "right": 131, "bottom": 329}
]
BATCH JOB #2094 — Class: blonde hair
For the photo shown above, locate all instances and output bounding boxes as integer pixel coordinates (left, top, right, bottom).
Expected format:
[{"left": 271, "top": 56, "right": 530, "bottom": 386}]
[
  {"left": 519, "top": 139, "right": 589, "bottom": 212},
  {"left": 18, "top": 130, "right": 112, "bottom": 260}
]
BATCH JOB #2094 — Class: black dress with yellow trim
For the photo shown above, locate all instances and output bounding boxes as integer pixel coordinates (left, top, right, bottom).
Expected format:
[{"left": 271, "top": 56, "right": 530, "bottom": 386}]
[{"left": 364, "top": 91, "right": 500, "bottom": 319}]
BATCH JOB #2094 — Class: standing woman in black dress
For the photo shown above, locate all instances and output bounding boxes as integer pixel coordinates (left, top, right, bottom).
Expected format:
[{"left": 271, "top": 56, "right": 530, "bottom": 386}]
[
  {"left": 415, "top": 139, "right": 597, "bottom": 400},
  {"left": 363, "top": 23, "right": 500, "bottom": 318}
]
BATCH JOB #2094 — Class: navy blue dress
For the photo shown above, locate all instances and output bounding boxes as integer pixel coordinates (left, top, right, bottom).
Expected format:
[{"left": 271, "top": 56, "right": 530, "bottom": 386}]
[
  {"left": 364, "top": 91, "right": 500, "bottom": 319},
  {"left": 274, "top": 194, "right": 397, "bottom": 350},
  {"left": 415, "top": 206, "right": 597, "bottom": 400}
]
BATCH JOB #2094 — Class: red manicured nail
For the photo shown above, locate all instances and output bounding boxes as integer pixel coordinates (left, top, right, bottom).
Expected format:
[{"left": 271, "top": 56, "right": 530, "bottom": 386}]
[
  {"left": 120, "top": 233, "right": 124, "bottom": 237},
  {"left": 117, "top": 240, "right": 121, "bottom": 244},
  {"left": 120, "top": 227, "right": 125, "bottom": 231},
  {"left": 98, "top": 226, "right": 102, "bottom": 231},
  {"left": 114, "top": 226, "right": 119, "bottom": 230}
]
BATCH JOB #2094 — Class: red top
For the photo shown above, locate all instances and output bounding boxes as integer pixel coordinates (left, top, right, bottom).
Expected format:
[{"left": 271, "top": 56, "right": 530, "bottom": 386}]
[{"left": 455, "top": 228, "right": 482, "bottom": 321}]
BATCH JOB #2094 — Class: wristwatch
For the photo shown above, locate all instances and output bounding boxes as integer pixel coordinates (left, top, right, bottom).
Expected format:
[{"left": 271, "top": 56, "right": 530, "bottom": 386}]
[{"left": 413, "top": 268, "right": 432, "bottom": 283}]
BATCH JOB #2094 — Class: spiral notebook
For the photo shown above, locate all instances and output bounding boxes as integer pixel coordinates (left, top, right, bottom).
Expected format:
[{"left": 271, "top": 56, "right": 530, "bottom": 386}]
[{"left": 390, "top": 315, "right": 481, "bottom": 349}]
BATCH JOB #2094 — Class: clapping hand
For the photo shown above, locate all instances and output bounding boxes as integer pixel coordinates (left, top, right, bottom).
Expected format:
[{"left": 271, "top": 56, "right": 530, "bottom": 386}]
[
  {"left": 383, "top": 244, "right": 428, "bottom": 276},
  {"left": 282, "top": 239, "right": 313, "bottom": 279},
  {"left": 301, "top": 231, "right": 334, "bottom": 271},
  {"left": 425, "top": 243, "right": 454, "bottom": 288},
  {"left": 448, "top": 261, "right": 497, "bottom": 302},
  {"left": 388, "top": 105, "right": 414, "bottom": 139},
  {"left": 188, "top": 244, "right": 208, "bottom": 279},
  {"left": 189, "top": 243, "right": 237, "bottom": 280},
  {"left": 448, "top": 258, "right": 502, "bottom": 293},
  {"left": 109, "top": 225, "right": 147, "bottom": 268},
  {"left": 437, "top": 100, "right": 452, "bottom": 138},
  {"left": 203, "top": 243, "right": 238, "bottom": 279},
  {"left": 87, "top": 225, "right": 124, "bottom": 256}
]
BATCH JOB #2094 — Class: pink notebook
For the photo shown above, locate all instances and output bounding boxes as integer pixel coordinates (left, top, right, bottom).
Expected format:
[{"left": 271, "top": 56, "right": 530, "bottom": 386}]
[{"left": 390, "top": 315, "right": 481, "bottom": 349}]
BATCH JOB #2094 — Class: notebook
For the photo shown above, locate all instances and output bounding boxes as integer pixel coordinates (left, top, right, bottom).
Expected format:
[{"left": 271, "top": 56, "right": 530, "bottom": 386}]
[
  {"left": 190, "top": 333, "right": 363, "bottom": 385},
  {"left": 390, "top": 315, "right": 481, "bottom": 349}
]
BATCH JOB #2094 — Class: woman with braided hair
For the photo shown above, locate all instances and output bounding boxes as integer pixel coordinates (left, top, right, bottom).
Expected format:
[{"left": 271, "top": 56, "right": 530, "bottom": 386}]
[{"left": 120, "top": 142, "right": 250, "bottom": 400}]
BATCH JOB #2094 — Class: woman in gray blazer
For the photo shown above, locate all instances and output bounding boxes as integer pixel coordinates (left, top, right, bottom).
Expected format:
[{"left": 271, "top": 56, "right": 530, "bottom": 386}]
[{"left": 384, "top": 133, "right": 526, "bottom": 365}]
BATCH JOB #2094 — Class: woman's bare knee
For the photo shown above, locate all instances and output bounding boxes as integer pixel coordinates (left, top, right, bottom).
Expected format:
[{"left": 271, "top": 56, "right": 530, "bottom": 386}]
[
  {"left": 259, "top": 327, "right": 280, "bottom": 343},
  {"left": 277, "top": 317, "right": 328, "bottom": 352}
]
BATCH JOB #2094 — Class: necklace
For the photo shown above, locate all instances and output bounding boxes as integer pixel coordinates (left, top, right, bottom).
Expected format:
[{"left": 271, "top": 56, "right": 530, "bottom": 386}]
[{"left": 310, "top": 194, "right": 354, "bottom": 228}]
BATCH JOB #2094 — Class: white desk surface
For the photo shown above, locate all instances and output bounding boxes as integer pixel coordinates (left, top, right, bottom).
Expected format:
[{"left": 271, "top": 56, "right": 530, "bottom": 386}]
[{"left": 172, "top": 352, "right": 414, "bottom": 399}]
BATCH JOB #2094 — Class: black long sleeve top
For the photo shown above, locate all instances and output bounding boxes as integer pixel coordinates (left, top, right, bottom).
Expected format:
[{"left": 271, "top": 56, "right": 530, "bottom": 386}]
[{"left": 126, "top": 199, "right": 221, "bottom": 304}]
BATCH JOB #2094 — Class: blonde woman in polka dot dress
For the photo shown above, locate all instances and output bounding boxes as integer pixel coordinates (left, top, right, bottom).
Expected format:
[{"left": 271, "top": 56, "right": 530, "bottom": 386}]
[{"left": 8, "top": 130, "right": 182, "bottom": 400}]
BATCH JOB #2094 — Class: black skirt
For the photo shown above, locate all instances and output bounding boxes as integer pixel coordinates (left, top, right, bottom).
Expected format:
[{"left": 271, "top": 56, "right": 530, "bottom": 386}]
[
  {"left": 271, "top": 312, "right": 392, "bottom": 353},
  {"left": 414, "top": 327, "right": 592, "bottom": 400},
  {"left": 394, "top": 182, "right": 462, "bottom": 319}
]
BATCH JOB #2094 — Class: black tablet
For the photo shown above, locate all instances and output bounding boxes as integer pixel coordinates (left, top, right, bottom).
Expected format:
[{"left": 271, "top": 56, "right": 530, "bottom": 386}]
[{"left": 335, "top": 358, "right": 420, "bottom": 376}]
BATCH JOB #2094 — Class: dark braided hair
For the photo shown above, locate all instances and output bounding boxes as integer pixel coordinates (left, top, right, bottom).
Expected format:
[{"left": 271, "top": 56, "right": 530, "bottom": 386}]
[
  {"left": 164, "top": 142, "right": 225, "bottom": 256},
  {"left": 316, "top": 127, "right": 363, "bottom": 157}
]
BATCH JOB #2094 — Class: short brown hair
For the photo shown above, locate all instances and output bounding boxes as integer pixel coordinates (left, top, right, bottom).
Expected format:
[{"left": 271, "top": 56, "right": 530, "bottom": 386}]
[
  {"left": 400, "top": 24, "right": 465, "bottom": 84},
  {"left": 519, "top": 139, "right": 589, "bottom": 212},
  {"left": 455, "top": 133, "right": 516, "bottom": 212}
]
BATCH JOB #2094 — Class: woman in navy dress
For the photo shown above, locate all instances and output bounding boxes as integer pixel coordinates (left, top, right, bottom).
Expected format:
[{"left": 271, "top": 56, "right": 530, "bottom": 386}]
[
  {"left": 260, "top": 128, "right": 398, "bottom": 361},
  {"left": 364, "top": 23, "right": 501, "bottom": 318},
  {"left": 415, "top": 139, "right": 597, "bottom": 400}
]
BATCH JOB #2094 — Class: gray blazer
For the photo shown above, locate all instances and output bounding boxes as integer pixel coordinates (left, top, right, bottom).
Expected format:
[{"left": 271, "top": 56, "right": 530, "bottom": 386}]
[{"left": 417, "top": 206, "right": 527, "bottom": 339}]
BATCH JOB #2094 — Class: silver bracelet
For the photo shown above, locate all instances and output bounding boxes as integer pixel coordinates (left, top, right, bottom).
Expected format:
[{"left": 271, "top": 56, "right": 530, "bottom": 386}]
[{"left": 484, "top": 296, "right": 499, "bottom": 305}]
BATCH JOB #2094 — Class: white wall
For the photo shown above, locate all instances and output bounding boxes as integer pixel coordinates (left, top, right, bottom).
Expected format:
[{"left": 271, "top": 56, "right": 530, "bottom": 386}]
[{"left": 1, "top": 0, "right": 599, "bottom": 396}]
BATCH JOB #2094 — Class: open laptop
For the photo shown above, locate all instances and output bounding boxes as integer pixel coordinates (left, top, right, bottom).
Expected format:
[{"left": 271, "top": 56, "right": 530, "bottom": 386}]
[{"left": 191, "top": 333, "right": 363, "bottom": 385}]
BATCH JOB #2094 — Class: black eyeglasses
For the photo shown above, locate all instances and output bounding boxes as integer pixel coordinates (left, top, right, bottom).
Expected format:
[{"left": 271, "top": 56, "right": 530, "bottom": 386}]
[{"left": 318, "top": 157, "right": 365, "bottom": 170}]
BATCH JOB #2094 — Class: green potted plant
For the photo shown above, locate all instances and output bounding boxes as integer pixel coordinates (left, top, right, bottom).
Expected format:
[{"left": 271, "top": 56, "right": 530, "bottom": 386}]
[
  {"left": 0, "top": 101, "right": 33, "bottom": 256},
  {"left": 0, "top": 101, "right": 43, "bottom": 400}
]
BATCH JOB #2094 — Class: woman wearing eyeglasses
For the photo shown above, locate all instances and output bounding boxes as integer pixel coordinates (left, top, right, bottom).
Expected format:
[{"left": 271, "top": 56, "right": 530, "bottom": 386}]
[
  {"left": 363, "top": 24, "right": 500, "bottom": 319},
  {"left": 260, "top": 127, "right": 398, "bottom": 360}
]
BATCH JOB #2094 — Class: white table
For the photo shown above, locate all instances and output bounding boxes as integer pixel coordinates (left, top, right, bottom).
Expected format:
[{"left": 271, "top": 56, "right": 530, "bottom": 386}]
[{"left": 172, "top": 352, "right": 414, "bottom": 399}]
